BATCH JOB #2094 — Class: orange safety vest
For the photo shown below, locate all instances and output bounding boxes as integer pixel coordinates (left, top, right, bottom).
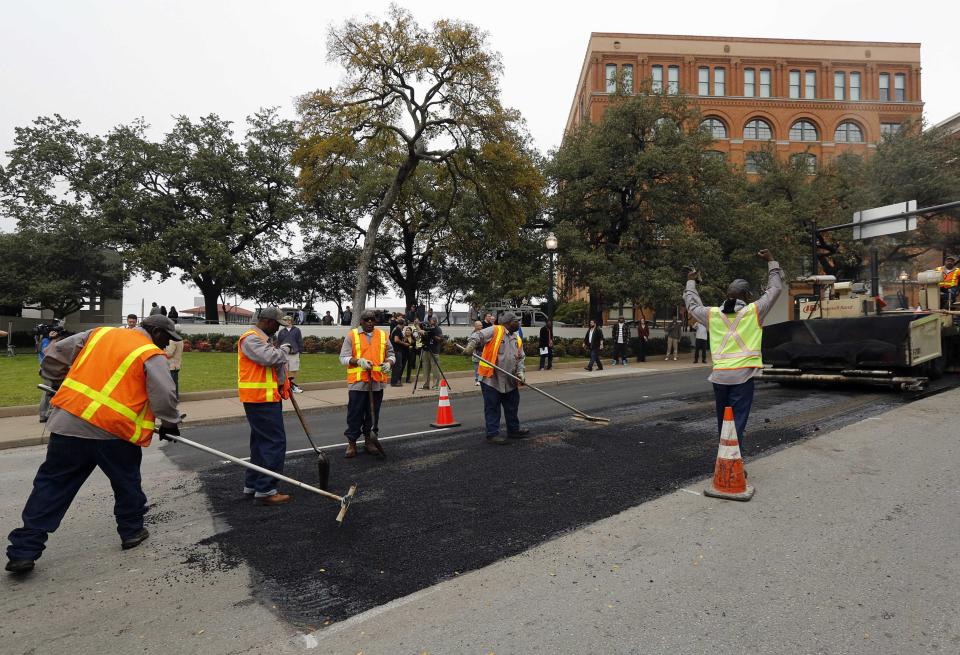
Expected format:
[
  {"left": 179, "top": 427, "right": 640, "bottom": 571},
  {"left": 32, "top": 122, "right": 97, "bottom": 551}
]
[
  {"left": 237, "top": 330, "right": 288, "bottom": 403},
  {"left": 347, "top": 328, "right": 387, "bottom": 383},
  {"left": 478, "top": 325, "right": 522, "bottom": 378},
  {"left": 940, "top": 267, "right": 960, "bottom": 289},
  {"left": 51, "top": 327, "right": 164, "bottom": 446}
]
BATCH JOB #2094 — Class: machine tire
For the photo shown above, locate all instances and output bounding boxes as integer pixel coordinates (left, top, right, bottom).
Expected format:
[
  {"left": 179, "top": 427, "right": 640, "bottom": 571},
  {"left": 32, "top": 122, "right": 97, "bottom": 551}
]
[{"left": 927, "top": 356, "right": 946, "bottom": 380}]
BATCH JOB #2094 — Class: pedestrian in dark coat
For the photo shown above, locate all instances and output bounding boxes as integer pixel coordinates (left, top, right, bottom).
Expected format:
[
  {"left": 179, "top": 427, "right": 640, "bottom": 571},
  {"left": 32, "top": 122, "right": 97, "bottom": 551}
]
[
  {"left": 583, "top": 319, "right": 604, "bottom": 371},
  {"left": 538, "top": 321, "right": 554, "bottom": 370}
]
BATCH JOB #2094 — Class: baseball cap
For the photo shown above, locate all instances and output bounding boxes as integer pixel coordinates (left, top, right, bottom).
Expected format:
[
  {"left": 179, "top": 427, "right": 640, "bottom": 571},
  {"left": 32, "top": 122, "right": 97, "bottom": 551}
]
[
  {"left": 257, "top": 307, "right": 284, "bottom": 322},
  {"left": 140, "top": 315, "right": 183, "bottom": 341}
]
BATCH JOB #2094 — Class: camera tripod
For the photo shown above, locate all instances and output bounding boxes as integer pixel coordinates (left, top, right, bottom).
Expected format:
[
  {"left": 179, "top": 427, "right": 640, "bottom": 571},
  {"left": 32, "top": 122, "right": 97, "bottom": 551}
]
[{"left": 411, "top": 348, "right": 452, "bottom": 394}]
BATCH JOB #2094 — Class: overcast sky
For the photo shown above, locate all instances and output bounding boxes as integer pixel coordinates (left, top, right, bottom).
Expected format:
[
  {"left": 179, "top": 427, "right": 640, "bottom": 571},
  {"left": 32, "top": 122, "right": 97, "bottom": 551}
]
[{"left": 2, "top": 0, "right": 957, "bottom": 317}]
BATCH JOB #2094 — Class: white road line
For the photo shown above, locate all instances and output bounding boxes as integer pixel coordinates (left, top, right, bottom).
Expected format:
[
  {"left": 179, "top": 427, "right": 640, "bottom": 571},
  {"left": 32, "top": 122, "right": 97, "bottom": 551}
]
[
  {"left": 679, "top": 488, "right": 702, "bottom": 496},
  {"left": 223, "top": 427, "right": 451, "bottom": 462}
]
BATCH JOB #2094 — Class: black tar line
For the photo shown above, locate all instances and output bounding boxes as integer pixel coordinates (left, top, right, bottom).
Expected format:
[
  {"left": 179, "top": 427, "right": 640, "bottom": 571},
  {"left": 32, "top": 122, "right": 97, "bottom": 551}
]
[{"left": 186, "top": 380, "right": 953, "bottom": 630}]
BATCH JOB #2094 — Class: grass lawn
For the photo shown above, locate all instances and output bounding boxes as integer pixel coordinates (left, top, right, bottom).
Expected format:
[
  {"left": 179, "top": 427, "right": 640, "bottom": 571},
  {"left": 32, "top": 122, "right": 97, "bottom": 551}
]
[{"left": 1, "top": 352, "right": 478, "bottom": 407}]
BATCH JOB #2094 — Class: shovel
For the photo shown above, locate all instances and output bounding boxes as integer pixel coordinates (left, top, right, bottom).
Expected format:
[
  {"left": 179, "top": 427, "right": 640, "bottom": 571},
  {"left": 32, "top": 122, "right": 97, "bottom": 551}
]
[
  {"left": 288, "top": 392, "right": 331, "bottom": 491},
  {"left": 37, "top": 384, "right": 358, "bottom": 525},
  {"left": 455, "top": 345, "right": 611, "bottom": 424},
  {"left": 365, "top": 379, "right": 386, "bottom": 458}
]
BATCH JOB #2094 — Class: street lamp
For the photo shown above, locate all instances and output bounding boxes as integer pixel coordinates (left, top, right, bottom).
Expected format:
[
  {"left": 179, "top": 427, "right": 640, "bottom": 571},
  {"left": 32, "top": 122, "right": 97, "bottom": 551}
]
[
  {"left": 545, "top": 232, "right": 558, "bottom": 321},
  {"left": 899, "top": 270, "right": 909, "bottom": 309}
]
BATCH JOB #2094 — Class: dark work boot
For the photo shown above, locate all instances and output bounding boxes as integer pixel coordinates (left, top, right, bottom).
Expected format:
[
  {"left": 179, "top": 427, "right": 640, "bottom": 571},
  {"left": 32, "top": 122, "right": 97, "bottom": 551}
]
[
  {"left": 6, "top": 559, "right": 35, "bottom": 574},
  {"left": 121, "top": 528, "right": 150, "bottom": 550}
]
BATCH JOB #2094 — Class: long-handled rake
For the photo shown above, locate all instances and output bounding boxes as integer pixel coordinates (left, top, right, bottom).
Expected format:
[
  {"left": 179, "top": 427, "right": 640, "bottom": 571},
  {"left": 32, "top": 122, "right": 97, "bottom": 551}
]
[
  {"left": 455, "top": 346, "right": 611, "bottom": 424},
  {"left": 38, "top": 384, "right": 358, "bottom": 525},
  {"left": 288, "top": 393, "right": 331, "bottom": 490}
]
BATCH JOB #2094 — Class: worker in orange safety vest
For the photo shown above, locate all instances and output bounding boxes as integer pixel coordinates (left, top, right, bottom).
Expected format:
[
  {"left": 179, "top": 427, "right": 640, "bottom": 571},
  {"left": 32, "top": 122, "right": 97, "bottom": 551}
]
[
  {"left": 338, "top": 309, "right": 395, "bottom": 458},
  {"left": 6, "top": 315, "right": 182, "bottom": 575},
  {"left": 939, "top": 255, "right": 959, "bottom": 308},
  {"left": 238, "top": 306, "right": 292, "bottom": 506}
]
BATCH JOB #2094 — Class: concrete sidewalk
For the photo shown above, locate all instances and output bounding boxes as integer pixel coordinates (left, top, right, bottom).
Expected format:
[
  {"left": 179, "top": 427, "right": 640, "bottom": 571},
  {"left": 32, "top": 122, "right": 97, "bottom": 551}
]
[
  {"left": 297, "top": 387, "right": 960, "bottom": 655},
  {"left": 0, "top": 355, "right": 706, "bottom": 450}
]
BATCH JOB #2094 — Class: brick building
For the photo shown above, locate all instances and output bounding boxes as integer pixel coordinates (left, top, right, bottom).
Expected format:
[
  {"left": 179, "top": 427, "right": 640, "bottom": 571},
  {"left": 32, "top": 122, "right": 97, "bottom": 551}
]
[{"left": 565, "top": 33, "right": 923, "bottom": 172}]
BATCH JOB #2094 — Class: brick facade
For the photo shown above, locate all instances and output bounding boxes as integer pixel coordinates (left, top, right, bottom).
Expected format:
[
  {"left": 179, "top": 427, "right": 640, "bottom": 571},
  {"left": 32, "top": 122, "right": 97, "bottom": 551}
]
[{"left": 566, "top": 33, "right": 923, "bottom": 170}]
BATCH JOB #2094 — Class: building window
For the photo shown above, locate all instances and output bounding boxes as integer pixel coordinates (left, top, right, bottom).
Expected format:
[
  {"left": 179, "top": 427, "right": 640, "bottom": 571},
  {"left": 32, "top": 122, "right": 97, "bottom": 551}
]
[
  {"left": 895, "top": 73, "right": 906, "bottom": 101},
  {"left": 704, "top": 150, "right": 726, "bottom": 162},
  {"left": 790, "top": 153, "right": 817, "bottom": 174},
  {"left": 850, "top": 72, "right": 861, "bottom": 101},
  {"left": 667, "top": 65, "right": 679, "bottom": 94},
  {"left": 805, "top": 70, "right": 816, "bottom": 99},
  {"left": 714, "top": 67, "right": 725, "bottom": 96},
  {"left": 623, "top": 64, "right": 633, "bottom": 93},
  {"left": 652, "top": 65, "right": 663, "bottom": 92},
  {"left": 744, "top": 68, "right": 755, "bottom": 97},
  {"left": 835, "top": 121, "right": 864, "bottom": 143},
  {"left": 834, "top": 72, "right": 845, "bottom": 100},
  {"left": 880, "top": 122, "right": 902, "bottom": 138},
  {"left": 745, "top": 151, "right": 769, "bottom": 174},
  {"left": 699, "top": 67, "right": 709, "bottom": 96},
  {"left": 879, "top": 73, "right": 890, "bottom": 101},
  {"left": 789, "top": 120, "right": 818, "bottom": 141},
  {"left": 789, "top": 70, "right": 801, "bottom": 99},
  {"left": 81, "top": 296, "right": 102, "bottom": 312},
  {"left": 605, "top": 64, "right": 617, "bottom": 93},
  {"left": 744, "top": 118, "right": 773, "bottom": 140},
  {"left": 700, "top": 118, "right": 727, "bottom": 139},
  {"left": 759, "top": 69, "right": 771, "bottom": 97}
]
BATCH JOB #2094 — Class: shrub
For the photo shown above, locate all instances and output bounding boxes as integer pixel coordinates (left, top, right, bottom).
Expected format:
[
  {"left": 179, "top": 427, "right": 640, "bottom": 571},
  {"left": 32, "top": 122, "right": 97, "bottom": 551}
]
[
  {"left": 182, "top": 339, "right": 192, "bottom": 352},
  {"left": 194, "top": 339, "right": 212, "bottom": 352},
  {"left": 215, "top": 337, "right": 235, "bottom": 353},
  {"left": 322, "top": 337, "right": 342, "bottom": 354},
  {"left": 303, "top": 336, "right": 322, "bottom": 354}
]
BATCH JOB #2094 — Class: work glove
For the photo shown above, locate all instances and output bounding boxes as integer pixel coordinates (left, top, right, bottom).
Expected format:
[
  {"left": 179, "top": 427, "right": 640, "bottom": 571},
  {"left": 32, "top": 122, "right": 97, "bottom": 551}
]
[
  {"left": 381, "top": 362, "right": 392, "bottom": 376},
  {"left": 280, "top": 343, "right": 292, "bottom": 354},
  {"left": 517, "top": 371, "right": 526, "bottom": 385},
  {"left": 356, "top": 357, "right": 373, "bottom": 371},
  {"left": 462, "top": 341, "right": 477, "bottom": 355},
  {"left": 158, "top": 422, "right": 180, "bottom": 442}
]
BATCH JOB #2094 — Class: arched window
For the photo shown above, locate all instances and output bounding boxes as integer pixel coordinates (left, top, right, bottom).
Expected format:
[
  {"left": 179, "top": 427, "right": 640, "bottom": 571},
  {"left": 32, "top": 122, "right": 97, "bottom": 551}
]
[
  {"left": 700, "top": 118, "right": 727, "bottom": 139},
  {"left": 834, "top": 122, "right": 864, "bottom": 143},
  {"left": 790, "top": 153, "right": 817, "bottom": 174},
  {"left": 789, "top": 120, "right": 818, "bottom": 141},
  {"left": 744, "top": 119, "right": 773, "bottom": 140},
  {"left": 703, "top": 150, "right": 726, "bottom": 162},
  {"left": 745, "top": 151, "right": 771, "bottom": 174}
]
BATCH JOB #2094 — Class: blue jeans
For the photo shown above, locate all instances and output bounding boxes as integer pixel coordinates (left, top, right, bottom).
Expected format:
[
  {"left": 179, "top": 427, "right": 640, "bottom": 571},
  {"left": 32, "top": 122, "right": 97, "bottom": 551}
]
[
  {"left": 7, "top": 434, "right": 147, "bottom": 561},
  {"left": 344, "top": 389, "right": 383, "bottom": 441},
  {"left": 243, "top": 402, "right": 287, "bottom": 496},
  {"left": 586, "top": 349, "right": 604, "bottom": 370},
  {"left": 481, "top": 383, "right": 521, "bottom": 437},
  {"left": 713, "top": 379, "right": 755, "bottom": 449}
]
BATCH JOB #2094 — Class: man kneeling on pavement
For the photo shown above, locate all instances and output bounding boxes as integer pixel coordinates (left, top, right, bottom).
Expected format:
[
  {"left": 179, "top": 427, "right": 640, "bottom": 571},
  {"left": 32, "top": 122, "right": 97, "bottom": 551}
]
[
  {"left": 340, "top": 309, "right": 395, "bottom": 458},
  {"left": 6, "top": 315, "right": 182, "bottom": 574},
  {"left": 464, "top": 311, "right": 529, "bottom": 444}
]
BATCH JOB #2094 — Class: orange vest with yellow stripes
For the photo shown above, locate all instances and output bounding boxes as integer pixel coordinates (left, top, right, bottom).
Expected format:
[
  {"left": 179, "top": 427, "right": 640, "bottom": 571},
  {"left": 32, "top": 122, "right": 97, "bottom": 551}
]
[
  {"left": 237, "top": 330, "right": 286, "bottom": 403},
  {"left": 50, "top": 327, "right": 164, "bottom": 446},
  {"left": 346, "top": 328, "right": 387, "bottom": 383},
  {"left": 478, "top": 326, "right": 522, "bottom": 378}
]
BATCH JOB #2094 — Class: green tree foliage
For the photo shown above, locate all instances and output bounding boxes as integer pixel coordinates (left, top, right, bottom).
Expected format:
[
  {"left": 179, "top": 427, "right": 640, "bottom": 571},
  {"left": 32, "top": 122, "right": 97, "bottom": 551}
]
[
  {"left": 549, "top": 92, "right": 750, "bottom": 317},
  {"left": 0, "top": 229, "right": 123, "bottom": 318},
  {"left": 294, "top": 4, "right": 541, "bottom": 324}
]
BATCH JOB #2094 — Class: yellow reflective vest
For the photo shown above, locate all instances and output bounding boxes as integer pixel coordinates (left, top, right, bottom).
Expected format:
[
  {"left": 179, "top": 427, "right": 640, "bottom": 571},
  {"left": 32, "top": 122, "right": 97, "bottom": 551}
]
[{"left": 708, "top": 304, "right": 763, "bottom": 371}]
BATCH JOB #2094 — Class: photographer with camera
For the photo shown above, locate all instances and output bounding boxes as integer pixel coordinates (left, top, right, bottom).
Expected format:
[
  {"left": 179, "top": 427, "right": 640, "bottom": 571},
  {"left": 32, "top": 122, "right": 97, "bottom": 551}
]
[{"left": 419, "top": 317, "right": 445, "bottom": 391}]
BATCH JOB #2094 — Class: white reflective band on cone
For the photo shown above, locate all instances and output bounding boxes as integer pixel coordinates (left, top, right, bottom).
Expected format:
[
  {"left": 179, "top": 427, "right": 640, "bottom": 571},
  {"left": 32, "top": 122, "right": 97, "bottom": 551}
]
[
  {"left": 439, "top": 398, "right": 450, "bottom": 407},
  {"left": 717, "top": 444, "right": 743, "bottom": 460}
]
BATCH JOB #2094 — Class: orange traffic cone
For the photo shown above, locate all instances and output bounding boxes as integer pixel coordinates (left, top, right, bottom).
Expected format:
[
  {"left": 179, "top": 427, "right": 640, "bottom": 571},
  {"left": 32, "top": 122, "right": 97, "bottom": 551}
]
[
  {"left": 704, "top": 406, "right": 755, "bottom": 501},
  {"left": 430, "top": 379, "right": 461, "bottom": 428}
]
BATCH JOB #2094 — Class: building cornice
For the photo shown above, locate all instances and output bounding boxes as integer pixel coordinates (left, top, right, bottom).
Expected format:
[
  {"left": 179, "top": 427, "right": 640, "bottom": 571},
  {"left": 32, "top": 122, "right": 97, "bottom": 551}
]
[{"left": 590, "top": 32, "right": 920, "bottom": 49}]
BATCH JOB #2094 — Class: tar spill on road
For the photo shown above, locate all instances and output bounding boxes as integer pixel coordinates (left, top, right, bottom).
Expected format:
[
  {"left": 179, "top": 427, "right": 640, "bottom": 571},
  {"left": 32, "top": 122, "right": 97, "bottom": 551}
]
[{"left": 189, "top": 384, "right": 924, "bottom": 629}]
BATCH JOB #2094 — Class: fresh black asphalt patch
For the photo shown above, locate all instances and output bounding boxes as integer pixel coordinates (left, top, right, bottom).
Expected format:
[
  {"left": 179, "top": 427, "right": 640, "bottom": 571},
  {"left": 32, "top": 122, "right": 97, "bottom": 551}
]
[{"left": 187, "top": 384, "right": 927, "bottom": 630}]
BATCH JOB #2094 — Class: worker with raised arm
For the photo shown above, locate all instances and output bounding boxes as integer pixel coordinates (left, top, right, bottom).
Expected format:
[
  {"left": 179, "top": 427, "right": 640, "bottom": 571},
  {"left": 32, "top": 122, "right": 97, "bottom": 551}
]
[
  {"left": 683, "top": 250, "right": 784, "bottom": 456},
  {"left": 6, "top": 315, "right": 182, "bottom": 575}
]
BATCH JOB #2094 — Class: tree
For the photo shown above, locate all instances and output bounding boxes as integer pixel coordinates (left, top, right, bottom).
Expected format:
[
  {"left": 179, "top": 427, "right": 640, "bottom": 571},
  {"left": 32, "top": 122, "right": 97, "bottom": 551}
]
[
  {"left": 548, "top": 91, "right": 741, "bottom": 319},
  {"left": 295, "top": 5, "right": 540, "bottom": 325},
  {"left": 0, "top": 229, "right": 123, "bottom": 318}
]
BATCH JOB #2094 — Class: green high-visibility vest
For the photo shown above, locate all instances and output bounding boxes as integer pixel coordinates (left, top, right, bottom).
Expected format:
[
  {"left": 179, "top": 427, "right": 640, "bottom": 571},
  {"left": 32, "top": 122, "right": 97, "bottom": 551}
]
[{"left": 708, "top": 304, "right": 763, "bottom": 370}]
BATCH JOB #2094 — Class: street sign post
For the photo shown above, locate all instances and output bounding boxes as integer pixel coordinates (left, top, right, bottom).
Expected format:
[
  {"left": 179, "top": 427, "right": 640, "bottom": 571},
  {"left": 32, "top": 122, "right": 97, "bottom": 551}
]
[{"left": 852, "top": 200, "right": 917, "bottom": 240}]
